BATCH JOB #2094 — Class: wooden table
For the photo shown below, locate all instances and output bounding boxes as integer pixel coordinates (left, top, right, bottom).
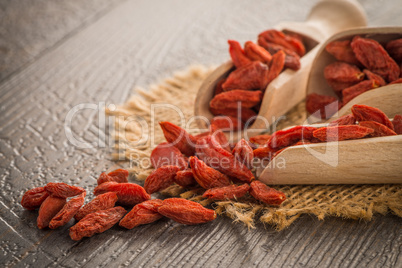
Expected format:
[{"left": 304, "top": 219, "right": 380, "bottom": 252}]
[{"left": 1, "top": 0, "right": 401, "bottom": 267}]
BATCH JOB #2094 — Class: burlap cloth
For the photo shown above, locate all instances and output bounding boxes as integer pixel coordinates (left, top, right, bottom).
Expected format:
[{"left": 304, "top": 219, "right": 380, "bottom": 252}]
[{"left": 106, "top": 65, "right": 402, "bottom": 230}]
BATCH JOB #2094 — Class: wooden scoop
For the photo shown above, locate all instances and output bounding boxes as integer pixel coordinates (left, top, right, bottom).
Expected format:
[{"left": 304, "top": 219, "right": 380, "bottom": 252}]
[
  {"left": 195, "top": 0, "right": 367, "bottom": 140},
  {"left": 256, "top": 86, "right": 402, "bottom": 185},
  {"left": 306, "top": 26, "right": 402, "bottom": 123}
]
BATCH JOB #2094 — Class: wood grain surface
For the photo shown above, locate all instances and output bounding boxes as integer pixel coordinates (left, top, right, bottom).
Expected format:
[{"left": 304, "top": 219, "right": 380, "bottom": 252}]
[{"left": 0, "top": 0, "right": 401, "bottom": 267}]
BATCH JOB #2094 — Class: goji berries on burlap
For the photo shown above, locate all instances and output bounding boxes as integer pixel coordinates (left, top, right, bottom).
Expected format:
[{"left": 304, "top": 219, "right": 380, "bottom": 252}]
[
  {"left": 209, "top": 29, "right": 307, "bottom": 130},
  {"left": 307, "top": 35, "right": 402, "bottom": 119}
]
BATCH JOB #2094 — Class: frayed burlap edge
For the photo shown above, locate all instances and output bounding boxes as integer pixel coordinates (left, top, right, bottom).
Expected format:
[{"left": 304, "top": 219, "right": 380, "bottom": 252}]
[{"left": 106, "top": 65, "right": 402, "bottom": 230}]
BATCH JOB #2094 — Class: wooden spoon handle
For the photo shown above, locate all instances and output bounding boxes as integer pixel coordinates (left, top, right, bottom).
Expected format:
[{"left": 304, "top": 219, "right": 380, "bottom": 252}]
[{"left": 276, "top": 0, "right": 367, "bottom": 43}]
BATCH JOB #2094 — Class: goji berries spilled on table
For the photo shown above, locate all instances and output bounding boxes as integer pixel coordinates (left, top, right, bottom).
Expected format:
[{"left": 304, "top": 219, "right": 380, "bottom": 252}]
[
  {"left": 44, "top": 182, "right": 86, "bottom": 198},
  {"left": 21, "top": 187, "right": 49, "bottom": 210},
  {"left": 144, "top": 165, "right": 181, "bottom": 194},
  {"left": 94, "top": 182, "right": 151, "bottom": 206},
  {"left": 119, "top": 199, "right": 163, "bottom": 229},
  {"left": 74, "top": 192, "right": 118, "bottom": 222},
  {"left": 37, "top": 196, "right": 67, "bottom": 229},
  {"left": 49, "top": 193, "right": 85, "bottom": 229},
  {"left": 189, "top": 156, "right": 231, "bottom": 189}
]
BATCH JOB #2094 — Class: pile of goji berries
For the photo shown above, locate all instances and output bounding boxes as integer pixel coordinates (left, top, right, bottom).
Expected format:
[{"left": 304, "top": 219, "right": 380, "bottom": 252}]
[
  {"left": 209, "top": 29, "right": 306, "bottom": 130},
  {"left": 21, "top": 105, "right": 401, "bottom": 240},
  {"left": 254, "top": 104, "right": 402, "bottom": 160},
  {"left": 307, "top": 36, "right": 402, "bottom": 119}
]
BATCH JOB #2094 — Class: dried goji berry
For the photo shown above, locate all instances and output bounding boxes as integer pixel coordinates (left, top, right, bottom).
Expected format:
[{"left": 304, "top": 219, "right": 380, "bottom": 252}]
[
  {"left": 119, "top": 199, "right": 163, "bottom": 229},
  {"left": 209, "top": 90, "right": 262, "bottom": 109},
  {"left": 45, "top": 182, "right": 86, "bottom": 199},
  {"left": 74, "top": 192, "right": 118, "bottom": 221},
  {"left": 209, "top": 107, "right": 257, "bottom": 123},
  {"left": 97, "top": 169, "right": 129, "bottom": 185},
  {"left": 21, "top": 187, "right": 49, "bottom": 210},
  {"left": 244, "top": 41, "right": 272, "bottom": 64},
  {"left": 210, "top": 116, "right": 243, "bottom": 131},
  {"left": 324, "top": 62, "right": 364, "bottom": 91},
  {"left": 94, "top": 182, "right": 150, "bottom": 206},
  {"left": 363, "top": 69, "right": 386, "bottom": 86},
  {"left": 209, "top": 127, "right": 231, "bottom": 152},
  {"left": 265, "top": 50, "right": 286, "bottom": 86},
  {"left": 386, "top": 38, "right": 402, "bottom": 62},
  {"left": 37, "top": 196, "right": 66, "bottom": 229},
  {"left": 249, "top": 181, "right": 286, "bottom": 206},
  {"left": 328, "top": 114, "right": 356, "bottom": 127},
  {"left": 228, "top": 40, "right": 252, "bottom": 68},
  {"left": 159, "top": 122, "right": 197, "bottom": 156},
  {"left": 144, "top": 165, "right": 181, "bottom": 194},
  {"left": 150, "top": 142, "right": 188, "bottom": 170},
  {"left": 232, "top": 139, "right": 254, "bottom": 169},
  {"left": 222, "top": 62, "right": 269, "bottom": 91},
  {"left": 49, "top": 193, "right": 85, "bottom": 229},
  {"left": 325, "top": 40, "right": 360, "bottom": 65},
  {"left": 351, "top": 36, "right": 400, "bottom": 82},
  {"left": 257, "top": 39, "right": 301, "bottom": 70},
  {"left": 306, "top": 93, "right": 339, "bottom": 119},
  {"left": 214, "top": 79, "right": 225, "bottom": 96},
  {"left": 268, "top": 126, "right": 316, "bottom": 149},
  {"left": 69, "top": 206, "right": 126, "bottom": 241},
  {"left": 389, "top": 78, "right": 402, "bottom": 85},
  {"left": 359, "top": 121, "right": 397, "bottom": 137},
  {"left": 258, "top": 29, "right": 305, "bottom": 56},
  {"left": 351, "top": 104, "right": 394, "bottom": 130},
  {"left": 313, "top": 125, "right": 374, "bottom": 142},
  {"left": 249, "top": 134, "right": 271, "bottom": 145},
  {"left": 189, "top": 156, "right": 231, "bottom": 189},
  {"left": 174, "top": 169, "right": 197, "bottom": 188},
  {"left": 196, "top": 135, "right": 254, "bottom": 182},
  {"left": 342, "top": 80, "right": 378, "bottom": 105},
  {"left": 157, "top": 198, "right": 216, "bottom": 225},
  {"left": 392, "top": 115, "right": 402, "bottom": 134},
  {"left": 253, "top": 146, "right": 276, "bottom": 159},
  {"left": 203, "top": 183, "right": 250, "bottom": 200}
]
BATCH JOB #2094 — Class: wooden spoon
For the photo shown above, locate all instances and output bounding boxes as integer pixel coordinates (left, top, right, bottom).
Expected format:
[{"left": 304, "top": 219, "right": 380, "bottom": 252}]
[
  {"left": 195, "top": 0, "right": 367, "bottom": 140},
  {"left": 306, "top": 26, "right": 402, "bottom": 123},
  {"left": 257, "top": 86, "right": 402, "bottom": 184}
]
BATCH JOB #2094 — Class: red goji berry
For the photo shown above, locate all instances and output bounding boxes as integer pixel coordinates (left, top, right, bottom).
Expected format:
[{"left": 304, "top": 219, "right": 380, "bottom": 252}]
[
  {"left": 174, "top": 169, "right": 197, "bottom": 188},
  {"left": 21, "top": 187, "right": 49, "bottom": 210},
  {"left": 258, "top": 29, "right": 305, "bottom": 56},
  {"left": 328, "top": 114, "right": 356, "bottom": 127},
  {"left": 49, "top": 193, "right": 85, "bottom": 229},
  {"left": 119, "top": 200, "right": 163, "bottom": 229},
  {"left": 306, "top": 93, "right": 340, "bottom": 119},
  {"left": 222, "top": 62, "right": 269, "bottom": 91},
  {"left": 313, "top": 125, "right": 374, "bottom": 142},
  {"left": 359, "top": 121, "right": 397, "bottom": 137},
  {"left": 203, "top": 184, "right": 250, "bottom": 200},
  {"left": 210, "top": 116, "right": 243, "bottom": 131},
  {"left": 249, "top": 181, "right": 286, "bottom": 206},
  {"left": 159, "top": 122, "right": 197, "bottom": 156},
  {"left": 44, "top": 182, "right": 86, "bottom": 199},
  {"left": 363, "top": 69, "right": 386, "bottom": 86},
  {"left": 74, "top": 192, "right": 118, "bottom": 221},
  {"left": 196, "top": 136, "right": 254, "bottom": 182},
  {"left": 244, "top": 41, "right": 272, "bottom": 64},
  {"left": 386, "top": 38, "right": 402, "bottom": 62},
  {"left": 351, "top": 104, "right": 394, "bottom": 130},
  {"left": 144, "top": 165, "right": 181, "bottom": 194},
  {"left": 209, "top": 107, "right": 257, "bottom": 123},
  {"left": 342, "top": 80, "right": 378, "bottom": 105},
  {"left": 94, "top": 182, "right": 150, "bottom": 206},
  {"left": 257, "top": 39, "right": 301, "bottom": 70},
  {"left": 37, "top": 196, "right": 66, "bottom": 229},
  {"left": 157, "top": 198, "right": 216, "bottom": 225},
  {"left": 69, "top": 207, "right": 126, "bottom": 241},
  {"left": 189, "top": 156, "right": 231, "bottom": 189},
  {"left": 324, "top": 62, "right": 364, "bottom": 91},
  {"left": 150, "top": 142, "right": 188, "bottom": 170},
  {"left": 267, "top": 126, "right": 316, "bottom": 149},
  {"left": 232, "top": 139, "right": 254, "bottom": 169},
  {"left": 249, "top": 134, "right": 271, "bottom": 145},
  {"left": 209, "top": 90, "right": 262, "bottom": 109},
  {"left": 265, "top": 50, "right": 286, "bottom": 86},
  {"left": 392, "top": 114, "right": 402, "bottom": 135},
  {"left": 325, "top": 40, "right": 360, "bottom": 65},
  {"left": 228, "top": 40, "right": 252, "bottom": 68}
]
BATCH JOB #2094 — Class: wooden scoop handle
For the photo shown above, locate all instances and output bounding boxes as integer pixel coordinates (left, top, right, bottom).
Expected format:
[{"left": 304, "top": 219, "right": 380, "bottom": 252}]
[{"left": 276, "top": 0, "right": 367, "bottom": 43}]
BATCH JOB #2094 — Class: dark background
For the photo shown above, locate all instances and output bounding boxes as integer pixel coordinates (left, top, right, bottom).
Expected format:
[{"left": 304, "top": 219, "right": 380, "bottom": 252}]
[{"left": 0, "top": 0, "right": 401, "bottom": 267}]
